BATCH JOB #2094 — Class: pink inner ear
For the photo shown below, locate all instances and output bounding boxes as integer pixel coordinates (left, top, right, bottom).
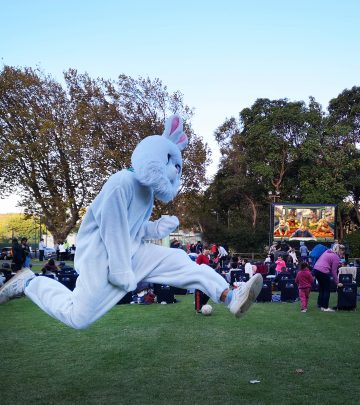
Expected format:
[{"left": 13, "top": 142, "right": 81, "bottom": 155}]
[
  {"left": 170, "top": 116, "right": 180, "bottom": 135},
  {"left": 176, "top": 134, "right": 187, "bottom": 144}
]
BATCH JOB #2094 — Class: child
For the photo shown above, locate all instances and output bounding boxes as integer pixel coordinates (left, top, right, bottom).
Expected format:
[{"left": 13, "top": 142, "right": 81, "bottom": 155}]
[
  {"left": 0, "top": 115, "right": 263, "bottom": 328},
  {"left": 295, "top": 262, "right": 314, "bottom": 312},
  {"left": 299, "top": 241, "right": 309, "bottom": 262},
  {"left": 275, "top": 256, "right": 286, "bottom": 274}
]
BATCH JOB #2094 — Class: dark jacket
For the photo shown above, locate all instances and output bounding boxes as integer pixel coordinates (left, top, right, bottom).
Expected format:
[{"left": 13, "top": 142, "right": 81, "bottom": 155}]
[{"left": 12, "top": 241, "right": 25, "bottom": 265}]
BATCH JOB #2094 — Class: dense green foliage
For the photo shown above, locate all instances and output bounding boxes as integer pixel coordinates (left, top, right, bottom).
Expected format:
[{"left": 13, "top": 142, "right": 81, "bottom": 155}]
[
  {"left": 201, "top": 91, "right": 360, "bottom": 251},
  {"left": 0, "top": 213, "right": 43, "bottom": 247},
  {"left": 0, "top": 66, "right": 210, "bottom": 242},
  {"left": 1, "top": 64, "right": 360, "bottom": 252},
  {"left": 1, "top": 293, "right": 359, "bottom": 404},
  {"left": 344, "top": 230, "right": 360, "bottom": 257}
]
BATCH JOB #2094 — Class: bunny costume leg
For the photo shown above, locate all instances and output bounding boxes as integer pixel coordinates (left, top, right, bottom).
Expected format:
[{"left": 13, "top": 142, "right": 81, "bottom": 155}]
[
  {"left": 25, "top": 243, "right": 228, "bottom": 330},
  {"left": 134, "top": 243, "right": 229, "bottom": 301},
  {"left": 25, "top": 266, "right": 128, "bottom": 330}
]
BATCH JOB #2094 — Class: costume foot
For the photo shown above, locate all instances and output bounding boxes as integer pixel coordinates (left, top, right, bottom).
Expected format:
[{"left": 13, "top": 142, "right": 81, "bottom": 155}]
[
  {"left": 228, "top": 273, "right": 263, "bottom": 318},
  {"left": 0, "top": 268, "right": 35, "bottom": 304}
]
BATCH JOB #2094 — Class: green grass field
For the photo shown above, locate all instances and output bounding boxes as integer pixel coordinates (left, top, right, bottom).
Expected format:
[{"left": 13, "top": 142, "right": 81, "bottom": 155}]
[{"left": 1, "top": 266, "right": 360, "bottom": 404}]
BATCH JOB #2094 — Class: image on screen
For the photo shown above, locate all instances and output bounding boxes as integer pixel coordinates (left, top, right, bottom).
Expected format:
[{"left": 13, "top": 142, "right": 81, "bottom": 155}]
[{"left": 272, "top": 204, "right": 336, "bottom": 242}]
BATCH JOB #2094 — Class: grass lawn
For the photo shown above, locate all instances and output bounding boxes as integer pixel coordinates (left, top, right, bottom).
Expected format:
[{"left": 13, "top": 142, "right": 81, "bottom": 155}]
[{"left": 1, "top": 273, "right": 360, "bottom": 404}]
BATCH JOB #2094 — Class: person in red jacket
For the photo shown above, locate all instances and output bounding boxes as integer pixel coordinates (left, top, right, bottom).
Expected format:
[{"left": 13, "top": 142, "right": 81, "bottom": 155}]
[
  {"left": 196, "top": 249, "right": 210, "bottom": 265},
  {"left": 295, "top": 262, "right": 314, "bottom": 312},
  {"left": 195, "top": 249, "right": 211, "bottom": 312}
]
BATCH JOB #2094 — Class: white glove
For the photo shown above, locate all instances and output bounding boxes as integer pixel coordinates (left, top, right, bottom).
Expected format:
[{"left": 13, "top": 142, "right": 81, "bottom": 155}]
[
  {"left": 108, "top": 271, "right": 137, "bottom": 292},
  {"left": 156, "top": 215, "right": 179, "bottom": 239}
]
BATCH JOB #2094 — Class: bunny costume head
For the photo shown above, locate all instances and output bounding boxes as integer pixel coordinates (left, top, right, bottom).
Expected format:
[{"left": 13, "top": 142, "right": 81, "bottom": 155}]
[{"left": 131, "top": 115, "right": 188, "bottom": 203}]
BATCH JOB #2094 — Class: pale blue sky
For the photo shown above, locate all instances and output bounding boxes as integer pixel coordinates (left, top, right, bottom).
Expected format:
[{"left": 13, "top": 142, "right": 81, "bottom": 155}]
[{"left": 1, "top": 0, "right": 360, "bottom": 212}]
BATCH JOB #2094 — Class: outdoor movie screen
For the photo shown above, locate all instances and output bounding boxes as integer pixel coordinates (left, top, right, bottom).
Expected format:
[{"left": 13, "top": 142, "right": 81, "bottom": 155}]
[{"left": 272, "top": 204, "right": 336, "bottom": 242}]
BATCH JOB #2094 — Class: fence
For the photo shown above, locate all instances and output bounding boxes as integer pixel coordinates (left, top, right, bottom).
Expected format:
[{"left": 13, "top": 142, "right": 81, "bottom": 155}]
[{"left": 233, "top": 252, "right": 266, "bottom": 261}]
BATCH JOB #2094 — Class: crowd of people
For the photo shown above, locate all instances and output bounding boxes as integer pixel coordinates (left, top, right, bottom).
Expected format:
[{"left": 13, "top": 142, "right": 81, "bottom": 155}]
[
  {"left": 0, "top": 237, "right": 77, "bottom": 273},
  {"left": 2, "top": 232, "right": 356, "bottom": 315},
  {"left": 169, "top": 237, "right": 358, "bottom": 313}
]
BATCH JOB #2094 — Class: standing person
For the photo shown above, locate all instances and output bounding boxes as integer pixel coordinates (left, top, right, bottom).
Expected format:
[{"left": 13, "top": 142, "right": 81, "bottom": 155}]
[
  {"left": 11, "top": 238, "right": 25, "bottom": 272},
  {"left": 195, "top": 240, "right": 203, "bottom": 254},
  {"left": 295, "top": 262, "right": 314, "bottom": 313},
  {"left": 210, "top": 243, "right": 218, "bottom": 260},
  {"left": 244, "top": 259, "right": 254, "bottom": 278},
  {"left": 313, "top": 244, "right": 345, "bottom": 312},
  {"left": 268, "top": 241, "right": 278, "bottom": 262},
  {"left": 299, "top": 241, "right": 309, "bottom": 263},
  {"left": 288, "top": 247, "right": 298, "bottom": 266},
  {"left": 69, "top": 244, "right": 76, "bottom": 261},
  {"left": 55, "top": 243, "right": 60, "bottom": 261},
  {"left": 21, "top": 237, "right": 31, "bottom": 268},
  {"left": 58, "top": 242, "right": 66, "bottom": 261},
  {"left": 38, "top": 238, "right": 46, "bottom": 262},
  {"left": 217, "top": 245, "right": 228, "bottom": 267},
  {"left": 195, "top": 249, "right": 210, "bottom": 312},
  {"left": 0, "top": 115, "right": 263, "bottom": 328}
]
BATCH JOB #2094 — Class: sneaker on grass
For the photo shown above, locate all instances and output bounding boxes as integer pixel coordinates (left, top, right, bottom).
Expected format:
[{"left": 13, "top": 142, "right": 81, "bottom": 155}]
[
  {"left": 0, "top": 268, "right": 35, "bottom": 304},
  {"left": 228, "top": 273, "right": 263, "bottom": 318},
  {"left": 321, "top": 307, "right": 335, "bottom": 312}
]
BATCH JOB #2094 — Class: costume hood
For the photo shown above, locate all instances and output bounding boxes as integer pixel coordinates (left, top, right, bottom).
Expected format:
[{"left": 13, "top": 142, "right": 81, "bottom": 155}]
[{"left": 131, "top": 115, "right": 188, "bottom": 203}]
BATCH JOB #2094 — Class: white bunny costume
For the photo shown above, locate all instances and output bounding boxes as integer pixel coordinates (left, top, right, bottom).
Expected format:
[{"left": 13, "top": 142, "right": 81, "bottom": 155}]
[{"left": 25, "top": 115, "right": 229, "bottom": 329}]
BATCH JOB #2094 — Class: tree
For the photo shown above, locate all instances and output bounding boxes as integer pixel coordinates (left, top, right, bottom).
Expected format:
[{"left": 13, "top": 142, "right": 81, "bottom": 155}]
[
  {"left": 327, "top": 87, "right": 360, "bottom": 227},
  {"left": 0, "top": 66, "right": 210, "bottom": 242},
  {"left": 103, "top": 74, "right": 210, "bottom": 221},
  {"left": 203, "top": 96, "right": 354, "bottom": 250},
  {"left": 0, "top": 213, "right": 39, "bottom": 246}
]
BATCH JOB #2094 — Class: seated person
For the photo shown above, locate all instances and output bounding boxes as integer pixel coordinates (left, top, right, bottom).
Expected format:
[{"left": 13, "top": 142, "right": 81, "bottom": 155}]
[
  {"left": 58, "top": 261, "right": 77, "bottom": 273},
  {"left": 275, "top": 256, "right": 286, "bottom": 274},
  {"left": 274, "top": 267, "right": 292, "bottom": 289},
  {"left": 41, "top": 259, "right": 59, "bottom": 277}
]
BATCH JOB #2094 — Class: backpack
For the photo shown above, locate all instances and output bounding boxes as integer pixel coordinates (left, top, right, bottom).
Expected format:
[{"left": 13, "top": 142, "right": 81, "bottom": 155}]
[{"left": 309, "top": 244, "right": 328, "bottom": 265}]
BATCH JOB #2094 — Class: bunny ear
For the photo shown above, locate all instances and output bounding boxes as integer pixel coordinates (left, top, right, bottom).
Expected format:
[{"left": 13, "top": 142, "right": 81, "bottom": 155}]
[{"left": 162, "top": 114, "right": 188, "bottom": 151}]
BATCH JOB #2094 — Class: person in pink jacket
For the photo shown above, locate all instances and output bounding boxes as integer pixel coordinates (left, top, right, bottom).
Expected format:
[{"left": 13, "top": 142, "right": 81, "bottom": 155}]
[
  {"left": 275, "top": 256, "right": 286, "bottom": 274},
  {"left": 295, "top": 262, "right": 314, "bottom": 312},
  {"left": 313, "top": 244, "right": 345, "bottom": 312}
]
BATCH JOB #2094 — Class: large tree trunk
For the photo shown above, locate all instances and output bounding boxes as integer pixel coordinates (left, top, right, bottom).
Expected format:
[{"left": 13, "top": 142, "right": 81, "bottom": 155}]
[{"left": 245, "top": 195, "right": 257, "bottom": 229}]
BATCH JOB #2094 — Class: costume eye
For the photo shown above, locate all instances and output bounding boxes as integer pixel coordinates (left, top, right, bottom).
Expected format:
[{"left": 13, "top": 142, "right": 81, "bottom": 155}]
[
  {"left": 167, "top": 154, "right": 171, "bottom": 163},
  {"left": 175, "top": 164, "right": 181, "bottom": 173}
]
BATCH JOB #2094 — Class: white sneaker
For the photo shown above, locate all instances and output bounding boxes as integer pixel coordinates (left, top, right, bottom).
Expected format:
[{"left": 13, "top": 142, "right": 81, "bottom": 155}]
[
  {"left": 228, "top": 273, "right": 263, "bottom": 318},
  {"left": 322, "top": 307, "right": 335, "bottom": 312},
  {"left": 301, "top": 309, "right": 307, "bottom": 313},
  {"left": 0, "top": 268, "right": 35, "bottom": 304}
]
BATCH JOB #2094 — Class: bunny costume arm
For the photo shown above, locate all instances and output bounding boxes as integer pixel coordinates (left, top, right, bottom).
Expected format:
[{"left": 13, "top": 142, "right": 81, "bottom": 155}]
[
  {"left": 142, "top": 216, "right": 179, "bottom": 240},
  {"left": 87, "top": 170, "right": 153, "bottom": 292},
  {"left": 97, "top": 186, "right": 136, "bottom": 291}
]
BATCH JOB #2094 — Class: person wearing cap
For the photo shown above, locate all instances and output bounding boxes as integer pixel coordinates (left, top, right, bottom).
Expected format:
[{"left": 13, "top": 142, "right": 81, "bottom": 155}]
[{"left": 313, "top": 243, "right": 345, "bottom": 312}]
